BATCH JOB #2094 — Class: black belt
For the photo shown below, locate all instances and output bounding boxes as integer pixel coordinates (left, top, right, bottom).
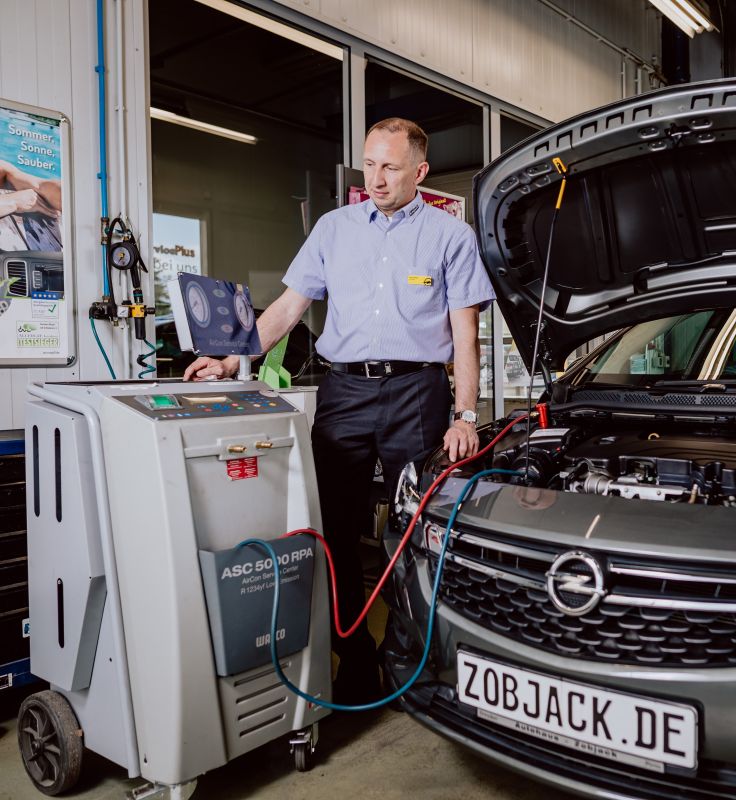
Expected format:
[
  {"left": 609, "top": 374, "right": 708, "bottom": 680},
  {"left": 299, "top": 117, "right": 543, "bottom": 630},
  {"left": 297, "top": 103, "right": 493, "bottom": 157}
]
[{"left": 330, "top": 360, "right": 442, "bottom": 378}]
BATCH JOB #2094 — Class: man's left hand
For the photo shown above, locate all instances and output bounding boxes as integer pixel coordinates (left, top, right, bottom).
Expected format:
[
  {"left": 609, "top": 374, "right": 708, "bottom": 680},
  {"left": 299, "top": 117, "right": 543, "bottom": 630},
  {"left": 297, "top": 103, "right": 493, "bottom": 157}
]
[{"left": 443, "top": 420, "right": 479, "bottom": 462}]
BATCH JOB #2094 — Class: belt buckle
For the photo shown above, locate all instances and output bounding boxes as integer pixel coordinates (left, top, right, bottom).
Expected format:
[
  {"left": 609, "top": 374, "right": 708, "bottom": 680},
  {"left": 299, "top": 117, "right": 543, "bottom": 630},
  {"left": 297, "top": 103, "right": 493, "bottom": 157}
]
[{"left": 364, "top": 361, "right": 388, "bottom": 378}]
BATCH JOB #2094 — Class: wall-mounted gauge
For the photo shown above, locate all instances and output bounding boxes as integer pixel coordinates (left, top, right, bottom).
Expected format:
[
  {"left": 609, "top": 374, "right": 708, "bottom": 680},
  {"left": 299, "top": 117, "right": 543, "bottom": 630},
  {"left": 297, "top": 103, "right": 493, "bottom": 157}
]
[
  {"left": 110, "top": 241, "right": 137, "bottom": 269},
  {"left": 185, "top": 281, "right": 211, "bottom": 328},
  {"left": 234, "top": 291, "right": 254, "bottom": 332}
]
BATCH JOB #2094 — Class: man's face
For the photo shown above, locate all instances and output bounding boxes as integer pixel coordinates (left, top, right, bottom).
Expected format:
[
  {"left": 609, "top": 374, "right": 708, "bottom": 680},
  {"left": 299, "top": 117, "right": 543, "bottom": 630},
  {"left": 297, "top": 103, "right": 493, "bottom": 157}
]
[{"left": 363, "top": 130, "right": 429, "bottom": 216}]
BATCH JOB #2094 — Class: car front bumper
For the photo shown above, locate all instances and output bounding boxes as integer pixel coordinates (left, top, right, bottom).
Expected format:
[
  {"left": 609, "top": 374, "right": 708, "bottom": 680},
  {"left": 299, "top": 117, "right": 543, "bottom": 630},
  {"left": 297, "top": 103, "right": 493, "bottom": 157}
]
[{"left": 382, "top": 533, "right": 736, "bottom": 800}]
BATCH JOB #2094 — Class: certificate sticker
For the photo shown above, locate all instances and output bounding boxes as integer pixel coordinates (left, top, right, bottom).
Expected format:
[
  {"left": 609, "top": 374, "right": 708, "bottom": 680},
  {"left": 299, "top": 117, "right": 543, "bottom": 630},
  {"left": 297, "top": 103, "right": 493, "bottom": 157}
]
[
  {"left": 408, "top": 275, "right": 433, "bottom": 286},
  {"left": 32, "top": 300, "right": 59, "bottom": 319},
  {"left": 16, "top": 320, "right": 60, "bottom": 349}
]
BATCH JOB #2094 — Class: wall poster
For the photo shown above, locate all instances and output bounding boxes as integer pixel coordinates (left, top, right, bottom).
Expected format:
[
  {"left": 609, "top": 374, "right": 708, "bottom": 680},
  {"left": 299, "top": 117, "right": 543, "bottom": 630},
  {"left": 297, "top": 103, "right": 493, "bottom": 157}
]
[
  {"left": 152, "top": 212, "right": 205, "bottom": 317},
  {"left": 0, "top": 98, "right": 74, "bottom": 367}
]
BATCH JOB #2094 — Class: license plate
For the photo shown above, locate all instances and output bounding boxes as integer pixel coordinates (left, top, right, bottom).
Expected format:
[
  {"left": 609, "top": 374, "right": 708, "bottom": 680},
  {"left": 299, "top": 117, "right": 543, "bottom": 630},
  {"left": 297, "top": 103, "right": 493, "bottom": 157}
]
[{"left": 457, "top": 651, "right": 697, "bottom": 772}]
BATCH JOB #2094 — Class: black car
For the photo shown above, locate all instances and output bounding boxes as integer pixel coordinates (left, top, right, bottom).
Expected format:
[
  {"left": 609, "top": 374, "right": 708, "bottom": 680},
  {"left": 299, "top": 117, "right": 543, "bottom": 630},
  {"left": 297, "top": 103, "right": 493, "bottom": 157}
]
[{"left": 383, "top": 79, "right": 736, "bottom": 800}]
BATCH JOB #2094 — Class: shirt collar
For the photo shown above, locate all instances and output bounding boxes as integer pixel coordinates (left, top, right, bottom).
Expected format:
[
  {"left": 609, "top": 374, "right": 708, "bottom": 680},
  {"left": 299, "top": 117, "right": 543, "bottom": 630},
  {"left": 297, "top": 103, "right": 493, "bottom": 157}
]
[{"left": 365, "top": 191, "right": 425, "bottom": 224}]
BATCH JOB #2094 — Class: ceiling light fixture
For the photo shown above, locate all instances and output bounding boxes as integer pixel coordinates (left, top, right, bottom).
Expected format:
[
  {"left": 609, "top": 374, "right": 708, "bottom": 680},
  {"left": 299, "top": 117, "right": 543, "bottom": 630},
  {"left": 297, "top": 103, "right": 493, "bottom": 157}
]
[
  {"left": 194, "top": 0, "right": 344, "bottom": 61},
  {"left": 648, "top": 0, "right": 717, "bottom": 38},
  {"left": 150, "top": 107, "right": 257, "bottom": 145}
]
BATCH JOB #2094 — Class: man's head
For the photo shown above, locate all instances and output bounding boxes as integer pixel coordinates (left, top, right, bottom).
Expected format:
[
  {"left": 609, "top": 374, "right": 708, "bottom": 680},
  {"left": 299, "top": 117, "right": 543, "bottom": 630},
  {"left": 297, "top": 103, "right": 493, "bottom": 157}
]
[{"left": 363, "top": 118, "right": 429, "bottom": 216}]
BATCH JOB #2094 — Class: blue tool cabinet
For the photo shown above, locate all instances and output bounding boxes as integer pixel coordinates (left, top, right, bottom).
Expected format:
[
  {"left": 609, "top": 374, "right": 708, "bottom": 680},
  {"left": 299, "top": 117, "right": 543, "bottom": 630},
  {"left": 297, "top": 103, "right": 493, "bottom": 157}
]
[{"left": 0, "top": 440, "right": 34, "bottom": 690}]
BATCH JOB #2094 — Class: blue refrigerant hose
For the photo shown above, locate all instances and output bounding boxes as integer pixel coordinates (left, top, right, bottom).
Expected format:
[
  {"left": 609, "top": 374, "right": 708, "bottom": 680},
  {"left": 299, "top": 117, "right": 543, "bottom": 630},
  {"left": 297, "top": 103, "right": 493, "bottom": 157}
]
[
  {"left": 136, "top": 339, "right": 157, "bottom": 379},
  {"left": 238, "top": 468, "right": 522, "bottom": 712},
  {"left": 90, "top": 318, "right": 116, "bottom": 379}
]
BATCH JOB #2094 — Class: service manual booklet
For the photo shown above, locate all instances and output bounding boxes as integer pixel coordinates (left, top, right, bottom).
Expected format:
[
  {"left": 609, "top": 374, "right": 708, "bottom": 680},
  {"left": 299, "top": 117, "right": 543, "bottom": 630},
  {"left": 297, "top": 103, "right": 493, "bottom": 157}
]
[{"left": 170, "top": 272, "right": 262, "bottom": 356}]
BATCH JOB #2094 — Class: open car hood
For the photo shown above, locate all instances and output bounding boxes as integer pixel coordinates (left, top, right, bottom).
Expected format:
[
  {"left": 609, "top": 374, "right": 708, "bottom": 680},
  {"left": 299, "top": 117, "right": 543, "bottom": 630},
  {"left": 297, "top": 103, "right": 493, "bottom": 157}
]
[{"left": 474, "top": 79, "right": 736, "bottom": 370}]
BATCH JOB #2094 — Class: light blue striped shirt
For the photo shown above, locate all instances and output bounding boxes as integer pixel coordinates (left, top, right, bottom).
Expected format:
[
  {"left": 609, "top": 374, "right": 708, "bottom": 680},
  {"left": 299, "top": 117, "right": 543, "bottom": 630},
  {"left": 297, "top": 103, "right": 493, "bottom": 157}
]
[{"left": 283, "top": 192, "right": 495, "bottom": 363}]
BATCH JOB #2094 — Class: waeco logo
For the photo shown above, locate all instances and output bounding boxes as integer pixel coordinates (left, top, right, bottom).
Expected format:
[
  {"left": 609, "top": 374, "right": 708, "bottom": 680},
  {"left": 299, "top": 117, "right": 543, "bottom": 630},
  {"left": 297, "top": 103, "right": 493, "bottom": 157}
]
[
  {"left": 546, "top": 551, "right": 606, "bottom": 616},
  {"left": 256, "top": 628, "right": 286, "bottom": 648},
  {"left": 220, "top": 547, "right": 313, "bottom": 580}
]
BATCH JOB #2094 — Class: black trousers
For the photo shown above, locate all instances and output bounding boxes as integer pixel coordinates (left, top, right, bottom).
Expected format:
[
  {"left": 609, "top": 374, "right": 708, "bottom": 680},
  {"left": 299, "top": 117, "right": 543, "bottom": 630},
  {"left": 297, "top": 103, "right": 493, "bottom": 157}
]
[{"left": 311, "top": 365, "right": 453, "bottom": 667}]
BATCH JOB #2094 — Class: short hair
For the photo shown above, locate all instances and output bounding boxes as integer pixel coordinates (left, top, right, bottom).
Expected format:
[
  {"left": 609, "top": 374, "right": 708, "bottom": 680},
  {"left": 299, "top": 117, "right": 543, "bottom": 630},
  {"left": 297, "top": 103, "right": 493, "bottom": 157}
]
[{"left": 366, "top": 118, "right": 428, "bottom": 162}]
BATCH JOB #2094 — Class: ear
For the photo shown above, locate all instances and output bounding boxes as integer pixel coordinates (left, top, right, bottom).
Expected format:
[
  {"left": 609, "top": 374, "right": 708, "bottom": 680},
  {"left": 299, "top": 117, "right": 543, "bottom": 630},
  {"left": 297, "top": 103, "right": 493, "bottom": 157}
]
[{"left": 415, "top": 160, "right": 429, "bottom": 185}]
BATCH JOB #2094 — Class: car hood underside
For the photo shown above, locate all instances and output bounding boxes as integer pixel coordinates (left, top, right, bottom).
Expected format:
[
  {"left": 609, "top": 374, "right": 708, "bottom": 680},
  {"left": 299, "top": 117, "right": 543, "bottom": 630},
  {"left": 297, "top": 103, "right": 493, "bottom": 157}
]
[{"left": 474, "top": 79, "right": 736, "bottom": 369}]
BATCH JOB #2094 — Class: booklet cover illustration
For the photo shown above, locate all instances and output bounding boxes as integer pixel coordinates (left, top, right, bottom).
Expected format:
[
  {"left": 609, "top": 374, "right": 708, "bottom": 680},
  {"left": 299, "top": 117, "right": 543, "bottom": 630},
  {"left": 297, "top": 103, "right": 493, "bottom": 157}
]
[{"left": 171, "top": 273, "right": 262, "bottom": 356}]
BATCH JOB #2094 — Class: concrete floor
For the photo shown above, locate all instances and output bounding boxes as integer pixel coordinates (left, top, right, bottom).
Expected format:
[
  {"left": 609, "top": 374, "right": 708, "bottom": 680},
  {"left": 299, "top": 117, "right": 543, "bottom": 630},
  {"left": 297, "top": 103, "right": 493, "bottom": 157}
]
[
  {"left": 1, "top": 686, "right": 576, "bottom": 800},
  {"left": 0, "top": 560, "right": 575, "bottom": 800}
]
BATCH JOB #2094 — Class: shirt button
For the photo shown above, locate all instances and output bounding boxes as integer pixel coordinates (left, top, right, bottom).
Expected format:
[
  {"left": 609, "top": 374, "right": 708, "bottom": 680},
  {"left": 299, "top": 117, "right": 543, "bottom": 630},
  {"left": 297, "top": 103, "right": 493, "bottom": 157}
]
[
  {"left": 382, "top": 256, "right": 387, "bottom": 262},
  {"left": 378, "top": 283, "right": 384, "bottom": 289},
  {"left": 375, "top": 309, "right": 380, "bottom": 315}
]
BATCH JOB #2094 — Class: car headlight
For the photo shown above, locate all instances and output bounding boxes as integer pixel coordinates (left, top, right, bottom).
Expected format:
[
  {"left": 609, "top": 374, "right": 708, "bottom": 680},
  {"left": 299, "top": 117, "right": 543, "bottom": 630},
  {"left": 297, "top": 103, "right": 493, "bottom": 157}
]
[
  {"left": 394, "top": 461, "right": 450, "bottom": 554},
  {"left": 394, "top": 461, "right": 420, "bottom": 527}
]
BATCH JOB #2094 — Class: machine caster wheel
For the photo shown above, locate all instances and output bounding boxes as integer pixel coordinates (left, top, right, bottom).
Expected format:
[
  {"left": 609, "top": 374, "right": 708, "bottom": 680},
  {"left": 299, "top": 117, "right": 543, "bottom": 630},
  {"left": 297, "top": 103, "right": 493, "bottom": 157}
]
[
  {"left": 293, "top": 741, "right": 313, "bottom": 772},
  {"left": 17, "top": 690, "right": 83, "bottom": 796}
]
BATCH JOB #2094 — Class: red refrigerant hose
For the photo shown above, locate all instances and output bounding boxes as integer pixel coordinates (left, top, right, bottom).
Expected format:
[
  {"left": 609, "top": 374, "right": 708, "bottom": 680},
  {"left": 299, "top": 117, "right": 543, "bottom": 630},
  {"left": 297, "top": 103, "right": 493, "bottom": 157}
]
[{"left": 281, "top": 413, "right": 529, "bottom": 638}]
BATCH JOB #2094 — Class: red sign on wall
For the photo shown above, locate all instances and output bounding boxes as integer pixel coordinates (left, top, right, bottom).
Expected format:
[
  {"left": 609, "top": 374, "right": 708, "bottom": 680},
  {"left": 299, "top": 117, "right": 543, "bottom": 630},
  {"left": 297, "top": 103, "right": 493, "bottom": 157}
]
[
  {"left": 348, "top": 185, "right": 465, "bottom": 221},
  {"left": 226, "top": 457, "right": 259, "bottom": 481}
]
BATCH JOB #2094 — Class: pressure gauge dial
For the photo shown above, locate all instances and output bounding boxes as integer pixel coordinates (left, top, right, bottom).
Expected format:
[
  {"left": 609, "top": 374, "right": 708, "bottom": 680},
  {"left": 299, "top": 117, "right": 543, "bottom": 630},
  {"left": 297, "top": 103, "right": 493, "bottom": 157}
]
[
  {"left": 234, "top": 291, "right": 254, "bottom": 332},
  {"left": 110, "top": 241, "right": 136, "bottom": 269},
  {"left": 185, "top": 282, "right": 211, "bottom": 328}
]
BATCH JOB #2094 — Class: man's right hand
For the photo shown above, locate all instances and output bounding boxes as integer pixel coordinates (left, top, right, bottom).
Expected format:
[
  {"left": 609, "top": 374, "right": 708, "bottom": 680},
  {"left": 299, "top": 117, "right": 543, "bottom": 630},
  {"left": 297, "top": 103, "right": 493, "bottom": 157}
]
[{"left": 183, "top": 355, "right": 239, "bottom": 381}]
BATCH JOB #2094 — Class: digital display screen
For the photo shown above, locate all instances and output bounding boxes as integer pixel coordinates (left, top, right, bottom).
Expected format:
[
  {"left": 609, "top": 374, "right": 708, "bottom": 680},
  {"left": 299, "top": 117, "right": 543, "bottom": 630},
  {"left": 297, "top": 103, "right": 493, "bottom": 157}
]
[
  {"left": 181, "top": 395, "right": 228, "bottom": 404},
  {"left": 149, "top": 395, "right": 180, "bottom": 409}
]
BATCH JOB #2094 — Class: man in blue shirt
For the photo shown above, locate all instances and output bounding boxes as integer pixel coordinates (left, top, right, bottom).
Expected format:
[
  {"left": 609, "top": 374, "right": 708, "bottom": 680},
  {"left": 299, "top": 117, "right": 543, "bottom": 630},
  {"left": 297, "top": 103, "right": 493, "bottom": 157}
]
[{"left": 184, "top": 118, "right": 494, "bottom": 703}]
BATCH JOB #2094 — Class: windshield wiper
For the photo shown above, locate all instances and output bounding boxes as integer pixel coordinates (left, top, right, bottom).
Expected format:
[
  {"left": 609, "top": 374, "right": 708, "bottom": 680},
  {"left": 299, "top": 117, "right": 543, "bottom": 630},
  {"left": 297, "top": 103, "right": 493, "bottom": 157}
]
[
  {"left": 573, "top": 381, "right": 651, "bottom": 391},
  {"left": 652, "top": 380, "right": 736, "bottom": 391}
]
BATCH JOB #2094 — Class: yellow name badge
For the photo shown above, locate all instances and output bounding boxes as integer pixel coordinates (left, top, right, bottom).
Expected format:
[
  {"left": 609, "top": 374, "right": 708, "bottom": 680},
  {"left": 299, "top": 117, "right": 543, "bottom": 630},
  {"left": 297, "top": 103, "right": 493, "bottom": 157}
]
[{"left": 408, "top": 275, "right": 433, "bottom": 287}]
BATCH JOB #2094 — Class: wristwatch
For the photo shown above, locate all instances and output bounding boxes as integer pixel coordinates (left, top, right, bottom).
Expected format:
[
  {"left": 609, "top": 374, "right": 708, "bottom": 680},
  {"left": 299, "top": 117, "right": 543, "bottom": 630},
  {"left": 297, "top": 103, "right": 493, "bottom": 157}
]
[{"left": 453, "top": 409, "right": 478, "bottom": 425}]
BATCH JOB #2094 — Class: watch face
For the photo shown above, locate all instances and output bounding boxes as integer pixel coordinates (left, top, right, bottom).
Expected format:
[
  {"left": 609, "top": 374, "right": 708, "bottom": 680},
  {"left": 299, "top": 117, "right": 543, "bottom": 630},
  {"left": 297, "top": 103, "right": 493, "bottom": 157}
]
[
  {"left": 234, "top": 291, "right": 254, "bottom": 332},
  {"left": 185, "top": 282, "right": 211, "bottom": 328},
  {"left": 111, "top": 243, "right": 133, "bottom": 268}
]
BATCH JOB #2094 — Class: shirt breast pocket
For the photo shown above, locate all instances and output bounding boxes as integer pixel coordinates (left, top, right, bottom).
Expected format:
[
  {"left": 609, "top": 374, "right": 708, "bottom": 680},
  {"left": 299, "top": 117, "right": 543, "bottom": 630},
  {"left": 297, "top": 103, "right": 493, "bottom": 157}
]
[{"left": 401, "top": 267, "right": 444, "bottom": 314}]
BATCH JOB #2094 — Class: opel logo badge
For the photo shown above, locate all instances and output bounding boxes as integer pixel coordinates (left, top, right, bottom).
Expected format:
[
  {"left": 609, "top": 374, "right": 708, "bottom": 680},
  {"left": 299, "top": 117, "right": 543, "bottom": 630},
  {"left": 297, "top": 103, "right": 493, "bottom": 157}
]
[{"left": 546, "top": 551, "right": 606, "bottom": 616}]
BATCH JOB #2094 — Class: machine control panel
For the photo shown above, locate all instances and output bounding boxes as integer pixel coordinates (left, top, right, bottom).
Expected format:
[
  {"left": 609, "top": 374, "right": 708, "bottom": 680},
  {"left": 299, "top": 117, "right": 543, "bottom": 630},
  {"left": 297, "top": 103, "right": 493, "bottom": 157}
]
[{"left": 117, "top": 390, "right": 298, "bottom": 420}]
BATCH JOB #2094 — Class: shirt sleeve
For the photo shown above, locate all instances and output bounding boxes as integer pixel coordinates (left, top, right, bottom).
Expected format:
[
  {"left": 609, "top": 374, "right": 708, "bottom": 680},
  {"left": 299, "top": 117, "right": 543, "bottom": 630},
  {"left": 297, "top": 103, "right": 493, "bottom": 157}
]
[
  {"left": 282, "top": 216, "right": 327, "bottom": 301},
  {"left": 443, "top": 223, "right": 496, "bottom": 312}
]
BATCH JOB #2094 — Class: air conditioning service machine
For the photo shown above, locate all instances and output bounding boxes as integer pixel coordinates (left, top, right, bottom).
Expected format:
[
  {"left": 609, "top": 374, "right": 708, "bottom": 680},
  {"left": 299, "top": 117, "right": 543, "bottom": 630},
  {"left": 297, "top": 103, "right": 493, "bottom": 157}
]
[{"left": 19, "top": 275, "right": 331, "bottom": 799}]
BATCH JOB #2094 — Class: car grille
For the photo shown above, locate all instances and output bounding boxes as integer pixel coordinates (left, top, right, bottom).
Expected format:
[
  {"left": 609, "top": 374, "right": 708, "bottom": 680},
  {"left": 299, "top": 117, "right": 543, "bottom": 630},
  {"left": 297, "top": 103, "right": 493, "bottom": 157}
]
[
  {"left": 427, "top": 525, "right": 736, "bottom": 667},
  {"left": 399, "top": 681, "right": 736, "bottom": 800}
]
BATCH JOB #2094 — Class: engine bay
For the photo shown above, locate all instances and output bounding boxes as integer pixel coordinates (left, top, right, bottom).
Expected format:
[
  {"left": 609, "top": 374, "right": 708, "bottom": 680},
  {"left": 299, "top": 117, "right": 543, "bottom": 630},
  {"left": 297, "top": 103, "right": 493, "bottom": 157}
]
[{"left": 488, "top": 418, "right": 736, "bottom": 506}]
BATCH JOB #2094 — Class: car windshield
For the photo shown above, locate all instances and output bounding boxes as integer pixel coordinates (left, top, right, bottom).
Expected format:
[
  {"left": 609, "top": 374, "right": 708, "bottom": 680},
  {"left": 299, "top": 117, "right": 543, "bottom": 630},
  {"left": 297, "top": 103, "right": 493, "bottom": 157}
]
[{"left": 573, "top": 309, "right": 736, "bottom": 386}]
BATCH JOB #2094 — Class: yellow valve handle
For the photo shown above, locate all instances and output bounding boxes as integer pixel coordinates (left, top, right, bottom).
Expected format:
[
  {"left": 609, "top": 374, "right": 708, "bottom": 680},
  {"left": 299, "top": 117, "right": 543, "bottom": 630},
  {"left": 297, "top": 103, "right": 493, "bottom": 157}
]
[{"left": 552, "top": 157, "right": 568, "bottom": 210}]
